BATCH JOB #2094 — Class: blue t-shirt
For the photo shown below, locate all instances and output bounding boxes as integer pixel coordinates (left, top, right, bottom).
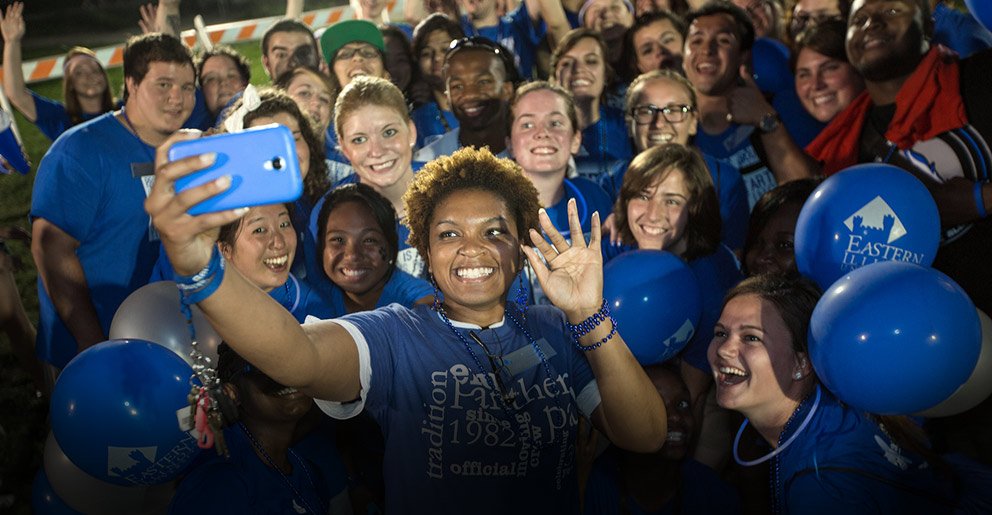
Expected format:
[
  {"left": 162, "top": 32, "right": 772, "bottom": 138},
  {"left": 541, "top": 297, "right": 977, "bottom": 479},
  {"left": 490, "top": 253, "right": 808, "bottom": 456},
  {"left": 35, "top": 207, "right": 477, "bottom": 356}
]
[
  {"left": 694, "top": 123, "right": 777, "bottom": 210},
  {"left": 269, "top": 274, "right": 335, "bottom": 323},
  {"left": 576, "top": 105, "right": 633, "bottom": 180},
  {"left": 411, "top": 100, "right": 459, "bottom": 149},
  {"left": 460, "top": 1, "right": 546, "bottom": 79},
  {"left": 584, "top": 450, "right": 742, "bottom": 515},
  {"left": 600, "top": 153, "right": 749, "bottom": 251},
  {"left": 31, "top": 112, "right": 160, "bottom": 368},
  {"left": 774, "top": 387, "right": 955, "bottom": 515},
  {"left": 29, "top": 90, "right": 100, "bottom": 142},
  {"left": 168, "top": 424, "right": 340, "bottom": 515},
  {"left": 306, "top": 268, "right": 433, "bottom": 319},
  {"left": 315, "top": 303, "right": 601, "bottom": 514}
]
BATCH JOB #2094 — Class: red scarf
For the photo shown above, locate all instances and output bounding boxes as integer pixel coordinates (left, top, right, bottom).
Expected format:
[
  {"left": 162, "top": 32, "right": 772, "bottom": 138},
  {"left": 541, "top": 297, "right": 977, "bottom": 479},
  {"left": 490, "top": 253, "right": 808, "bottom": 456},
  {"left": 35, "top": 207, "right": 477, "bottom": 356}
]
[{"left": 805, "top": 46, "right": 968, "bottom": 175}]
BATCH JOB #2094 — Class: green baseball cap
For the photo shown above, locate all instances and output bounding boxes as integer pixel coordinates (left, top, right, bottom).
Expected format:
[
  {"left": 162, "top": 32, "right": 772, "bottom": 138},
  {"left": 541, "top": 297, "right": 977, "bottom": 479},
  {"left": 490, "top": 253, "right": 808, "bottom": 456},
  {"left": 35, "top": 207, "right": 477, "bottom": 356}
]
[{"left": 319, "top": 19, "right": 385, "bottom": 62}]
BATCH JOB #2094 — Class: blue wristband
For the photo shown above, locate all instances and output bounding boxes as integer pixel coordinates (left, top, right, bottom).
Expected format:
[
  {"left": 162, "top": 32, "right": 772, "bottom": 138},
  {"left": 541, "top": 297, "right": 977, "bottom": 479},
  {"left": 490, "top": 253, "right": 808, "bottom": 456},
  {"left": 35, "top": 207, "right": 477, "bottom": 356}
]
[{"left": 974, "top": 182, "right": 987, "bottom": 219}]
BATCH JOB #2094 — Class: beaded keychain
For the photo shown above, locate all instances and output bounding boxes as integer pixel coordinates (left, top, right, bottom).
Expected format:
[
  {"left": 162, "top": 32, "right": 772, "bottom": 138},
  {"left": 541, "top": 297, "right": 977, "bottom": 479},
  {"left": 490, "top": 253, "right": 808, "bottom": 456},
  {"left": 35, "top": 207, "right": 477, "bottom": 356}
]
[{"left": 176, "top": 248, "right": 236, "bottom": 457}]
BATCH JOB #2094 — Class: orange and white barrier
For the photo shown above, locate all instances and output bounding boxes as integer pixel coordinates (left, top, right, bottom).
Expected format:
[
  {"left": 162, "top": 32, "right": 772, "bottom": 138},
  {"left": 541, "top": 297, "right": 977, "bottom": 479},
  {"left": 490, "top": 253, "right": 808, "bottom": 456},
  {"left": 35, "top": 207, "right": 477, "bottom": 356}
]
[{"left": 0, "top": 1, "right": 398, "bottom": 84}]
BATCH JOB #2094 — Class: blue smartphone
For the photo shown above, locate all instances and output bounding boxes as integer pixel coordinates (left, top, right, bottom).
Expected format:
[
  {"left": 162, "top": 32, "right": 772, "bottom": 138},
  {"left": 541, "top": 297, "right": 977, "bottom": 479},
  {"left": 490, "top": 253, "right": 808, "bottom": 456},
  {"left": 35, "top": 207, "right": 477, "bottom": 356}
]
[{"left": 169, "top": 124, "right": 303, "bottom": 215}]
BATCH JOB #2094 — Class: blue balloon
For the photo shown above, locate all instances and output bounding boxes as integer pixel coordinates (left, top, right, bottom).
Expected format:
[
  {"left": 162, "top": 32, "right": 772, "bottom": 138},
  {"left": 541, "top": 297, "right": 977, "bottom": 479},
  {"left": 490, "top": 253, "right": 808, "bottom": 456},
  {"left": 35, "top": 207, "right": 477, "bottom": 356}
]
[
  {"left": 751, "top": 37, "right": 793, "bottom": 94},
  {"left": 809, "top": 261, "right": 981, "bottom": 414},
  {"left": 794, "top": 163, "right": 940, "bottom": 290},
  {"left": 965, "top": 0, "right": 992, "bottom": 34},
  {"left": 50, "top": 339, "right": 201, "bottom": 486},
  {"left": 32, "top": 469, "right": 82, "bottom": 515},
  {"left": 603, "top": 250, "right": 702, "bottom": 365}
]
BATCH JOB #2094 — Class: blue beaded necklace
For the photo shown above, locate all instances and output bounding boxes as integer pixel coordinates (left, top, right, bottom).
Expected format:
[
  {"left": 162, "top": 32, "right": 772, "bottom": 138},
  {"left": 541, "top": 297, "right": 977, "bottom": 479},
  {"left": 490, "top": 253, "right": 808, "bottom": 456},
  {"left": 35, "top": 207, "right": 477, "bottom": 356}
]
[{"left": 435, "top": 302, "right": 562, "bottom": 413}]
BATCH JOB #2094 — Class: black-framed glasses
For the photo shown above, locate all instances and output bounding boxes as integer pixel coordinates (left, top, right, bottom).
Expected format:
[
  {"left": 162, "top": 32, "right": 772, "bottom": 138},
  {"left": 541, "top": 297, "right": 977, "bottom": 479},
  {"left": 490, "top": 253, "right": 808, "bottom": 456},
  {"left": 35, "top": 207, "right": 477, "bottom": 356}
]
[
  {"left": 335, "top": 45, "right": 381, "bottom": 61},
  {"left": 630, "top": 104, "right": 695, "bottom": 125},
  {"left": 469, "top": 331, "right": 518, "bottom": 407}
]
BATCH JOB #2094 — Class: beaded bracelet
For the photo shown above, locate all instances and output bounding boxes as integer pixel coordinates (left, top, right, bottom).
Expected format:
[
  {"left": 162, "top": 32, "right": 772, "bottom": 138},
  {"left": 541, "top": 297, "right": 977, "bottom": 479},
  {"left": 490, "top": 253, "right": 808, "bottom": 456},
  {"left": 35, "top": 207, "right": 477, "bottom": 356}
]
[
  {"left": 974, "top": 182, "right": 988, "bottom": 219},
  {"left": 567, "top": 299, "right": 618, "bottom": 351},
  {"left": 573, "top": 316, "right": 618, "bottom": 352},
  {"left": 175, "top": 246, "right": 226, "bottom": 306}
]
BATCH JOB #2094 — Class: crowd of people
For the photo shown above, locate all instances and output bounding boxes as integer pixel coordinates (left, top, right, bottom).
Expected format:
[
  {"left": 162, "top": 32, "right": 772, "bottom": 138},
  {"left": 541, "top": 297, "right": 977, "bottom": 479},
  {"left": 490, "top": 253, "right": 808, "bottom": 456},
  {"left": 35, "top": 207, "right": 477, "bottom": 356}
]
[{"left": 4, "top": 0, "right": 992, "bottom": 513}]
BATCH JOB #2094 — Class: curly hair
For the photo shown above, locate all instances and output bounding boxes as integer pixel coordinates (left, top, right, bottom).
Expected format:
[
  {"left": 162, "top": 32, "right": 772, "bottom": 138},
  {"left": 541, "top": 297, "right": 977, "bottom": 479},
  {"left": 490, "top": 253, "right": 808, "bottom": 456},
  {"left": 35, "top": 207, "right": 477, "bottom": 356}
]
[
  {"left": 404, "top": 147, "right": 540, "bottom": 264},
  {"left": 614, "top": 143, "right": 720, "bottom": 260},
  {"left": 224, "top": 87, "right": 330, "bottom": 205}
]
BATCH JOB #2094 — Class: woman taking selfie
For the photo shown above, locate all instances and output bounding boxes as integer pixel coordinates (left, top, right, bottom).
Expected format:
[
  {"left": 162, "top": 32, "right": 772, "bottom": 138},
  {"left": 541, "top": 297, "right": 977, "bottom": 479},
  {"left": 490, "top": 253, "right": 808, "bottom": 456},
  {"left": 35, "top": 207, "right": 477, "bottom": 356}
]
[{"left": 147, "top": 143, "right": 667, "bottom": 512}]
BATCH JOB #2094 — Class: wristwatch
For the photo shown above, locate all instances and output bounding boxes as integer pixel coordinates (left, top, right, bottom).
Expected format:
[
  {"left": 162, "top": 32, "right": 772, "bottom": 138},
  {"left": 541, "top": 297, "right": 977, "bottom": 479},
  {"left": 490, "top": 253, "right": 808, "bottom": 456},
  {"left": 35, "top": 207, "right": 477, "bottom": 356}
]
[{"left": 758, "top": 112, "right": 780, "bottom": 133}]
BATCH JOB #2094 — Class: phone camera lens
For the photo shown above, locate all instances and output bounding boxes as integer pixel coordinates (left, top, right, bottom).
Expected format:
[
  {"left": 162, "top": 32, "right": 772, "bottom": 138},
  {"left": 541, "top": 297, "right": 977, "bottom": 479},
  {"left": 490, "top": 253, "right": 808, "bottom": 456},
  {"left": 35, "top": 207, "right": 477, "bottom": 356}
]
[{"left": 271, "top": 157, "right": 284, "bottom": 170}]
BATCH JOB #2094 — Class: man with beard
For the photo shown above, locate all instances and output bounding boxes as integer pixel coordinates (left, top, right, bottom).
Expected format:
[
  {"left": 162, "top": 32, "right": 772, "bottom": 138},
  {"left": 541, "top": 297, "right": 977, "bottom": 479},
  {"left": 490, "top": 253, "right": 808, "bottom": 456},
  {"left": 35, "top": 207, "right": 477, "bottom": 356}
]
[
  {"left": 806, "top": 0, "right": 992, "bottom": 319},
  {"left": 413, "top": 38, "right": 516, "bottom": 160},
  {"left": 31, "top": 34, "right": 196, "bottom": 371},
  {"left": 682, "top": 1, "right": 818, "bottom": 209}
]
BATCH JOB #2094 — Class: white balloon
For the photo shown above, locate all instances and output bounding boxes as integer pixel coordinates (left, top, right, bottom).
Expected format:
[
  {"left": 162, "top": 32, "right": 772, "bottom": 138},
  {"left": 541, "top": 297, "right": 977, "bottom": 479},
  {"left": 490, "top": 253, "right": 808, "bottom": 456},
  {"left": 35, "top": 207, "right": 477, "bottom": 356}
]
[
  {"left": 919, "top": 308, "right": 992, "bottom": 417},
  {"left": 110, "top": 281, "right": 221, "bottom": 367},
  {"left": 43, "top": 432, "right": 175, "bottom": 515}
]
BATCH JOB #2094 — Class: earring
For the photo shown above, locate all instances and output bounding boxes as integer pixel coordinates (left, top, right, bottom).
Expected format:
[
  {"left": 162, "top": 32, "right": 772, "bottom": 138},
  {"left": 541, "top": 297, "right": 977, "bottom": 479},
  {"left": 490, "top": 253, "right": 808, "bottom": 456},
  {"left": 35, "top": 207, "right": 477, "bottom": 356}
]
[{"left": 793, "top": 371, "right": 803, "bottom": 380}]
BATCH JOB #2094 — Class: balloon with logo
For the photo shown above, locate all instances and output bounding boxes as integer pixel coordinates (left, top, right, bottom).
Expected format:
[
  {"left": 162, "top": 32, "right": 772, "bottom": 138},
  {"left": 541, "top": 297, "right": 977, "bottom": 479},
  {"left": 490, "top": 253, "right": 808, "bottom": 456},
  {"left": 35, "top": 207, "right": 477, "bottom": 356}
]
[
  {"left": 809, "top": 261, "right": 981, "bottom": 415},
  {"left": 751, "top": 37, "right": 792, "bottom": 94},
  {"left": 43, "top": 432, "right": 176, "bottom": 515},
  {"left": 110, "top": 280, "right": 221, "bottom": 367},
  {"left": 918, "top": 308, "right": 992, "bottom": 417},
  {"left": 965, "top": 0, "right": 992, "bottom": 34},
  {"left": 603, "top": 250, "right": 702, "bottom": 365},
  {"left": 794, "top": 163, "right": 940, "bottom": 290},
  {"left": 50, "top": 339, "right": 201, "bottom": 486}
]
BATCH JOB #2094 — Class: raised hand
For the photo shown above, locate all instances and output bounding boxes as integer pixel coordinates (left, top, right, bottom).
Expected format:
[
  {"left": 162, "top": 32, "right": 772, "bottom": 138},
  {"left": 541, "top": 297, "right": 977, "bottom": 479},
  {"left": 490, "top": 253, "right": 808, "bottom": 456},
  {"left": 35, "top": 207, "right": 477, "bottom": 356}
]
[
  {"left": 0, "top": 2, "right": 25, "bottom": 43},
  {"left": 144, "top": 131, "right": 247, "bottom": 276},
  {"left": 138, "top": 3, "right": 158, "bottom": 34},
  {"left": 522, "top": 198, "right": 604, "bottom": 321}
]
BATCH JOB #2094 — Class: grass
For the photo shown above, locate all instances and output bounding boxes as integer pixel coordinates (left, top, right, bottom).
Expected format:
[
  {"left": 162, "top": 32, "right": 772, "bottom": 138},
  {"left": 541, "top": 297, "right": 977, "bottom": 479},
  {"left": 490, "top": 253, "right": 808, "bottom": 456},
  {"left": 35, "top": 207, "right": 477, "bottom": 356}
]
[{"left": 0, "top": 39, "right": 266, "bottom": 515}]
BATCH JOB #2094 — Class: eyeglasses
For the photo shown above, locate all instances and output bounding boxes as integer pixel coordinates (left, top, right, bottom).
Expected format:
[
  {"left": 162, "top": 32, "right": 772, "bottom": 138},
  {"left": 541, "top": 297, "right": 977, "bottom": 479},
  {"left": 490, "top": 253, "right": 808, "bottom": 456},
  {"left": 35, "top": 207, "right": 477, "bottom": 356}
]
[
  {"left": 335, "top": 45, "right": 381, "bottom": 61},
  {"left": 469, "top": 331, "right": 518, "bottom": 408},
  {"left": 630, "top": 104, "right": 695, "bottom": 125}
]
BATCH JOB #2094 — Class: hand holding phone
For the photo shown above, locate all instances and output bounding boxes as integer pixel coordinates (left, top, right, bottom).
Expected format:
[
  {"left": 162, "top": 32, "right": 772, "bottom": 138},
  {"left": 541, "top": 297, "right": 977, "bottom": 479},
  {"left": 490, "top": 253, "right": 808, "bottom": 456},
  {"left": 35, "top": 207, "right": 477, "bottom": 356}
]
[{"left": 169, "top": 124, "right": 303, "bottom": 215}]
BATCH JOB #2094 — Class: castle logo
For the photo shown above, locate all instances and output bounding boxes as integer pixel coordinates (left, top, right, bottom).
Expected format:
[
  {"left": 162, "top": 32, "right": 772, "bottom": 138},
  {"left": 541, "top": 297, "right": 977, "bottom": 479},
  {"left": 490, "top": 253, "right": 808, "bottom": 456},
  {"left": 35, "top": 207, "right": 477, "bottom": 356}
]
[{"left": 841, "top": 196, "right": 924, "bottom": 270}]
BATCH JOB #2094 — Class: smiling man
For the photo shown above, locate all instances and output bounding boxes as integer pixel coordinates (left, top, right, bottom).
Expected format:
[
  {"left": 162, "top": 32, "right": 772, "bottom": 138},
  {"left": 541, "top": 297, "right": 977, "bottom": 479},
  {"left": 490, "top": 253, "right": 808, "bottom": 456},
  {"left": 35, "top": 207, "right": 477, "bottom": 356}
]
[
  {"left": 681, "top": 1, "right": 817, "bottom": 209},
  {"left": 414, "top": 38, "right": 516, "bottom": 161},
  {"left": 806, "top": 0, "right": 992, "bottom": 318},
  {"left": 31, "top": 33, "right": 196, "bottom": 370}
]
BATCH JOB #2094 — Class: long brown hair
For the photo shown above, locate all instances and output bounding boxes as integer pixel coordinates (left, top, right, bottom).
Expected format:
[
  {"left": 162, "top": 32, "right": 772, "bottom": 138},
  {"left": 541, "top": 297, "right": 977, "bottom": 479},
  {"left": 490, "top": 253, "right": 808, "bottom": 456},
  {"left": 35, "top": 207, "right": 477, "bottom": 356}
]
[{"left": 62, "top": 47, "right": 114, "bottom": 126}]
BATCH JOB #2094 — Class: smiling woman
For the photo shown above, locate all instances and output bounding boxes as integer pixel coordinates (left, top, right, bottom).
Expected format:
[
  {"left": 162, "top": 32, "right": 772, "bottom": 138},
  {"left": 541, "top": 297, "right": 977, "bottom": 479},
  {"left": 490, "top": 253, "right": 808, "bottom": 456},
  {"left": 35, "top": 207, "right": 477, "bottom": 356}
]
[
  {"left": 708, "top": 275, "right": 959, "bottom": 513},
  {"left": 147, "top": 140, "right": 668, "bottom": 513}
]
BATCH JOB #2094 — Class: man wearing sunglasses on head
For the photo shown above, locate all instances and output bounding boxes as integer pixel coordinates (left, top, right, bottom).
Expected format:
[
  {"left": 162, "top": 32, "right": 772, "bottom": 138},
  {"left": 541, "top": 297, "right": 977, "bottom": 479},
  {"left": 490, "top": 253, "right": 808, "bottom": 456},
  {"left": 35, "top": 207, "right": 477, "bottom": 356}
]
[{"left": 414, "top": 37, "right": 519, "bottom": 161}]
